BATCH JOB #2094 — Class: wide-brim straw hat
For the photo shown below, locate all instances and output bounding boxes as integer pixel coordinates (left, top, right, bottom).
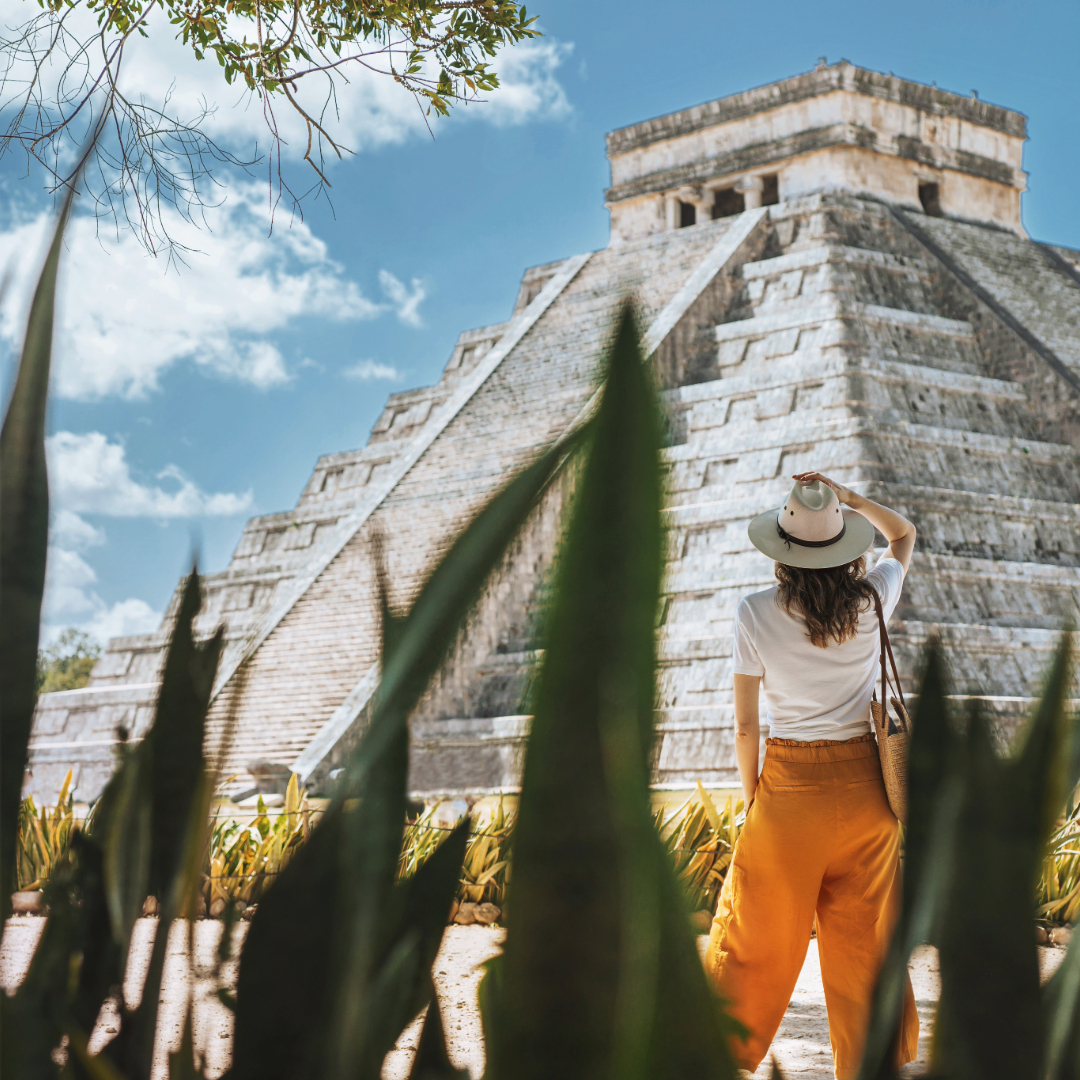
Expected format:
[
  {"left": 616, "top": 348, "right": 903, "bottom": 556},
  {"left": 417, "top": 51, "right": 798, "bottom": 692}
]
[{"left": 748, "top": 479, "right": 876, "bottom": 569}]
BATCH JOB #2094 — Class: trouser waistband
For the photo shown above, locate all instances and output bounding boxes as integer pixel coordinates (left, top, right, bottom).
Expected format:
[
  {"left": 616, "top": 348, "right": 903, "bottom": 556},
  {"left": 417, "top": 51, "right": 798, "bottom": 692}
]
[{"left": 764, "top": 732, "right": 877, "bottom": 763}]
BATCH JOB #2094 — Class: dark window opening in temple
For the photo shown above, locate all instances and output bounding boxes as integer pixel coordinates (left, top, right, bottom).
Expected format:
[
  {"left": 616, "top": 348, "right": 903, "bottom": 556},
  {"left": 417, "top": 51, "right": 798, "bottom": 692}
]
[
  {"left": 711, "top": 187, "right": 746, "bottom": 218},
  {"left": 679, "top": 200, "right": 697, "bottom": 227},
  {"left": 919, "top": 182, "right": 943, "bottom": 217},
  {"left": 762, "top": 174, "right": 780, "bottom": 206}
]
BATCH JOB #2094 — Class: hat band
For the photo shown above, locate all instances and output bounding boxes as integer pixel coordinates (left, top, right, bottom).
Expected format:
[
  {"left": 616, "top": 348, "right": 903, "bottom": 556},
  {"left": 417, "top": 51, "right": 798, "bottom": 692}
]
[{"left": 776, "top": 518, "right": 847, "bottom": 549}]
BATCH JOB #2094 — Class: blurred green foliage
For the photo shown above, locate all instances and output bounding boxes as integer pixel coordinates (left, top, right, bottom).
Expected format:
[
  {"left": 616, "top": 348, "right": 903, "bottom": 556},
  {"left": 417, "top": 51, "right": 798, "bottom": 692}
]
[
  {"left": 478, "top": 306, "right": 744, "bottom": 1080},
  {"left": 856, "top": 641, "right": 1078, "bottom": 1080}
]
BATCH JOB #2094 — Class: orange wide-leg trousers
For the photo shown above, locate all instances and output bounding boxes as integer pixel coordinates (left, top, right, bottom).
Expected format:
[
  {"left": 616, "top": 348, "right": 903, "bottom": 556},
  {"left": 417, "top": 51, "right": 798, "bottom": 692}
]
[{"left": 704, "top": 733, "right": 919, "bottom": 1079}]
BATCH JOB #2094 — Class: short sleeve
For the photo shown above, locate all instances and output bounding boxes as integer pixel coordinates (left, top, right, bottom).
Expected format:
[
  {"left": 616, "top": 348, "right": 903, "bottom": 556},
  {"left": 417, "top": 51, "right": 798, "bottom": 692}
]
[
  {"left": 732, "top": 597, "right": 765, "bottom": 677},
  {"left": 867, "top": 556, "right": 905, "bottom": 622}
]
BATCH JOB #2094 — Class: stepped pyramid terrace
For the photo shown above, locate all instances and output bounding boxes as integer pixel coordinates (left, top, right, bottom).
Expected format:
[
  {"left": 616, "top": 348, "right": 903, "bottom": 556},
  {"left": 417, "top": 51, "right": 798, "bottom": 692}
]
[{"left": 27, "top": 60, "right": 1080, "bottom": 804}]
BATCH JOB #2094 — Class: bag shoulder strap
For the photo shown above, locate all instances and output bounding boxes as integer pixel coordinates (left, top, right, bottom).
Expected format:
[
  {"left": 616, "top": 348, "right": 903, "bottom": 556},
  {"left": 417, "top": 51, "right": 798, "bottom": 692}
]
[{"left": 871, "top": 588, "right": 906, "bottom": 711}]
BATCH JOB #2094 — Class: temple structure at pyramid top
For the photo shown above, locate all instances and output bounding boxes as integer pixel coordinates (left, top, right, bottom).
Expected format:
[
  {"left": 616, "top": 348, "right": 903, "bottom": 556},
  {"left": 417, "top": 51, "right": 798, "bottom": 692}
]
[
  {"left": 28, "top": 62, "right": 1080, "bottom": 804},
  {"left": 605, "top": 60, "right": 1027, "bottom": 241}
]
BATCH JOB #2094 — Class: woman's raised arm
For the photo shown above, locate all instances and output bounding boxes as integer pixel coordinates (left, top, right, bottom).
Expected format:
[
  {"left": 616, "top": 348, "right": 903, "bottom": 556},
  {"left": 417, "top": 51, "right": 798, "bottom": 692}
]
[{"left": 791, "top": 471, "right": 917, "bottom": 574}]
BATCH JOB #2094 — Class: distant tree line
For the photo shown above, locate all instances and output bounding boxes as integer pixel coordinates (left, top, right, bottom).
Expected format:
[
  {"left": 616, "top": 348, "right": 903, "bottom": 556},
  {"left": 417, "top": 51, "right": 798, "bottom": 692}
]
[{"left": 36, "top": 629, "right": 100, "bottom": 693}]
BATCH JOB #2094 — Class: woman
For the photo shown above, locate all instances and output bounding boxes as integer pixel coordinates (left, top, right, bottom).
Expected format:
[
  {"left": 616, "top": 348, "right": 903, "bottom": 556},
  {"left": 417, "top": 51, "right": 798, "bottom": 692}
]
[{"left": 704, "top": 471, "right": 920, "bottom": 1079}]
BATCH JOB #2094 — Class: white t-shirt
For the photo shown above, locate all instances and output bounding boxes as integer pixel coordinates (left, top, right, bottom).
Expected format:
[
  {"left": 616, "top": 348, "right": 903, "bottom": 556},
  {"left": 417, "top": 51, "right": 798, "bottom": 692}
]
[{"left": 732, "top": 557, "right": 905, "bottom": 742}]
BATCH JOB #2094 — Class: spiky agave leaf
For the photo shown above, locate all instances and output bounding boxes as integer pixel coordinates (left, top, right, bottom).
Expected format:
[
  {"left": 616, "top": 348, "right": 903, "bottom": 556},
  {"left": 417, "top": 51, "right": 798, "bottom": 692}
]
[
  {"left": 61, "top": 565, "right": 223, "bottom": 1078},
  {"left": 230, "top": 796, "right": 345, "bottom": 1080},
  {"left": 933, "top": 705, "right": 1045, "bottom": 1080},
  {"left": 857, "top": 643, "right": 959, "bottom": 1080},
  {"left": 95, "top": 737, "right": 153, "bottom": 975},
  {"left": 1044, "top": 925, "right": 1080, "bottom": 1080},
  {"left": 1036, "top": 636, "right": 1079, "bottom": 1080},
  {"left": 148, "top": 568, "right": 224, "bottom": 900},
  {"left": 0, "top": 186, "right": 74, "bottom": 918},
  {"left": 900, "top": 644, "right": 957, "bottom": 920},
  {"left": 1013, "top": 633, "right": 1077, "bottom": 869},
  {"left": 5, "top": 807, "right": 124, "bottom": 1079},
  {"left": 325, "top": 539, "right": 414, "bottom": 1078},
  {"left": 231, "top": 424, "right": 588, "bottom": 1080},
  {"left": 932, "top": 635, "right": 1074, "bottom": 1080},
  {"left": 121, "top": 581, "right": 224, "bottom": 1078},
  {"left": 341, "top": 818, "right": 471, "bottom": 1077},
  {"left": 860, "top": 634, "right": 1076, "bottom": 1080},
  {"left": 408, "top": 975, "right": 469, "bottom": 1080},
  {"left": 488, "top": 303, "right": 740, "bottom": 1080},
  {"left": 0, "top": 188, "right": 81, "bottom": 1080}
]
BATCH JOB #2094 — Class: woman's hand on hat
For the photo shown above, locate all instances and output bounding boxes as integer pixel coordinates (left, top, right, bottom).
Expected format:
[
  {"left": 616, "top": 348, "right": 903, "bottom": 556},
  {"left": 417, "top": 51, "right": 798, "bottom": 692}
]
[
  {"left": 793, "top": 472, "right": 916, "bottom": 572},
  {"left": 791, "top": 471, "right": 861, "bottom": 508}
]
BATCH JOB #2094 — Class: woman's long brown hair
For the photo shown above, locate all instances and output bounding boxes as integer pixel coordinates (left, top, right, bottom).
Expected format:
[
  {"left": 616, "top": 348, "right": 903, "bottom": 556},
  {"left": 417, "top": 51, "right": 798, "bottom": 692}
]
[{"left": 774, "top": 556, "right": 877, "bottom": 648}]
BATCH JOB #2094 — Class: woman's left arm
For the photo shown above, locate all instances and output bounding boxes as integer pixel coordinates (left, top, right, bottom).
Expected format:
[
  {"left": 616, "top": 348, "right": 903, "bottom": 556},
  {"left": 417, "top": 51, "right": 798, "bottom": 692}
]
[
  {"left": 791, "top": 471, "right": 917, "bottom": 574},
  {"left": 734, "top": 673, "right": 761, "bottom": 804}
]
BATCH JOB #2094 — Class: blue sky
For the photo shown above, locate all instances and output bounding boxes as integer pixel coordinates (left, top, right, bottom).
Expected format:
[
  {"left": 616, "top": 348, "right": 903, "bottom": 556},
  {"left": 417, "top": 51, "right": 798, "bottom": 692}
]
[{"left": 2, "top": 0, "right": 1078, "bottom": 645}]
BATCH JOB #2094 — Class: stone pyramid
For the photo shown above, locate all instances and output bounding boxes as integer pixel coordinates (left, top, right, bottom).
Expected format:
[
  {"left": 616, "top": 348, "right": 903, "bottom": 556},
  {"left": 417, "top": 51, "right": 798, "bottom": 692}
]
[{"left": 29, "top": 62, "right": 1080, "bottom": 803}]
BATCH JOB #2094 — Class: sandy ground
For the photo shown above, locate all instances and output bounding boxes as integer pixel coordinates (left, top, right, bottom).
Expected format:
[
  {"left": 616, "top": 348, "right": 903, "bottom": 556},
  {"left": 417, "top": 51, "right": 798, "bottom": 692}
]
[
  {"left": 383, "top": 925, "right": 504, "bottom": 1079},
  {"left": 1, "top": 915, "right": 244, "bottom": 1077},
  {"left": 1, "top": 916, "right": 1068, "bottom": 1079}
]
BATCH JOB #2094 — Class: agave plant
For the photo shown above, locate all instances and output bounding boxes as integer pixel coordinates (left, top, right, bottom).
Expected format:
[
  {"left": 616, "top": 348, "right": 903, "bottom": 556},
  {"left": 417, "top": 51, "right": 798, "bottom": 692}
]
[
  {"left": 16, "top": 770, "right": 79, "bottom": 892},
  {"left": 1, "top": 186, "right": 72, "bottom": 923},
  {"left": 458, "top": 800, "right": 514, "bottom": 906},
  {"left": 1039, "top": 805, "right": 1080, "bottom": 926},
  {"left": 18, "top": 775, "right": 752, "bottom": 917},
  {"left": 203, "top": 776, "right": 313, "bottom": 908},
  {"left": 656, "top": 784, "right": 746, "bottom": 915},
  {"left": 855, "top": 640, "right": 1078, "bottom": 1080}
]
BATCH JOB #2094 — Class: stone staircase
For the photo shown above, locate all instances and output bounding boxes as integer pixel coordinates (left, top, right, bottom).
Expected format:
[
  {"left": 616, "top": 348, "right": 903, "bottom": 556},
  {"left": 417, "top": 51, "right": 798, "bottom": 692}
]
[{"left": 652, "top": 195, "right": 1079, "bottom": 783}]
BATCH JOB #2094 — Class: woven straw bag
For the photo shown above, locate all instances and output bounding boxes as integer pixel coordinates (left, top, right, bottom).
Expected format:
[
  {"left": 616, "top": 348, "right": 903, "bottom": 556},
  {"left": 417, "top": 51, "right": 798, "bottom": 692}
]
[{"left": 870, "top": 590, "right": 910, "bottom": 823}]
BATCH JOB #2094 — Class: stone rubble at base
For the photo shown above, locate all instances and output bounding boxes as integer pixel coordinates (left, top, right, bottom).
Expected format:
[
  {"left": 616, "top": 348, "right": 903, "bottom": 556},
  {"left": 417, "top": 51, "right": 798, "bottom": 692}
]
[{"left": 27, "top": 62, "right": 1080, "bottom": 805}]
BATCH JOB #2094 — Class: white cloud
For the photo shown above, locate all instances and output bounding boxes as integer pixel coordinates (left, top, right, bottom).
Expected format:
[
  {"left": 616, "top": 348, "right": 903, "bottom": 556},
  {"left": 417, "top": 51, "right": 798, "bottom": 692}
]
[
  {"left": 43, "top": 545, "right": 100, "bottom": 619},
  {"left": 379, "top": 270, "right": 426, "bottom": 328},
  {"left": 42, "top": 534, "right": 162, "bottom": 646},
  {"left": 257, "top": 35, "right": 575, "bottom": 153},
  {"left": 343, "top": 359, "right": 402, "bottom": 381},
  {"left": 47, "top": 431, "right": 253, "bottom": 517},
  {"left": 41, "top": 595, "right": 163, "bottom": 648},
  {"left": 41, "top": 507, "right": 106, "bottom": 626},
  {"left": 0, "top": 187, "right": 390, "bottom": 399},
  {"left": 474, "top": 39, "right": 574, "bottom": 127},
  {"left": 81, "top": 599, "right": 162, "bottom": 643},
  {"left": 52, "top": 508, "right": 106, "bottom": 549},
  {"left": 39, "top": 432, "right": 248, "bottom": 644}
]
